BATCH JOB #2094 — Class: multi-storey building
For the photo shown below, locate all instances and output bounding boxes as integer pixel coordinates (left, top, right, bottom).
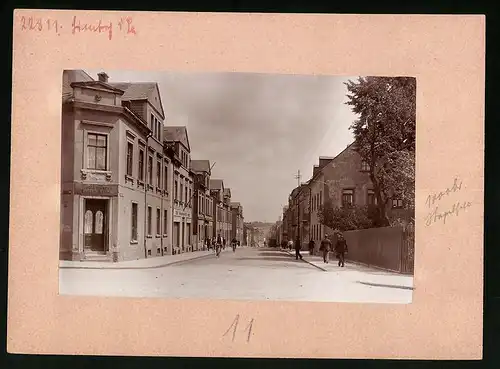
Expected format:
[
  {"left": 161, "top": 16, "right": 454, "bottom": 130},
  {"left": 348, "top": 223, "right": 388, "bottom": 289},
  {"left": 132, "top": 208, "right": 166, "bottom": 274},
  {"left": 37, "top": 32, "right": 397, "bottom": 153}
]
[
  {"left": 164, "top": 126, "right": 194, "bottom": 254},
  {"left": 60, "top": 70, "right": 173, "bottom": 262},
  {"left": 222, "top": 188, "right": 232, "bottom": 243},
  {"left": 210, "top": 179, "right": 225, "bottom": 240},
  {"left": 230, "top": 202, "right": 244, "bottom": 243},
  {"left": 283, "top": 143, "right": 411, "bottom": 254},
  {"left": 191, "top": 159, "right": 213, "bottom": 250}
]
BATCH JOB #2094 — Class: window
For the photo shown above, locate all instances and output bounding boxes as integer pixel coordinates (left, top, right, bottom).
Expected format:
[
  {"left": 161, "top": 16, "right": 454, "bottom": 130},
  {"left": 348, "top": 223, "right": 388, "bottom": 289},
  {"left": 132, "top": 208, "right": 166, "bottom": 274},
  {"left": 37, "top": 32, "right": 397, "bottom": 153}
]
[
  {"left": 342, "top": 189, "right": 354, "bottom": 208},
  {"left": 175, "top": 180, "right": 178, "bottom": 200},
  {"left": 126, "top": 141, "right": 133, "bottom": 176},
  {"left": 180, "top": 182, "right": 184, "bottom": 203},
  {"left": 163, "top": 209, "right": 168, "bottom": 234},
  {"left": 361, "top": 160, "right": 370, "bottom": 172},
  {"left": 148, "top": 156, "right": 153, "bottom": 184},
  {"left": 156, "top": 208, "right": 161, "bottom": 235},
  {"left": 187, "top": 223, "right": 191, "bottom": 245},
  {"left": 138, "top": 149, "right": 144, "bottom": 181},
  {"left": 164, "top": 166, "right": 168, "bottom": 191},
  {"left": 150, "top": 113, "right": 154, "bottom": 132},
  {"left": 367, "top": 189, "right": 377, "bottom": 205},
  {"left": 392, "top": 198, "right": 403, "bottom": 208},
  {"left": 87, "top": 133, "right": 107, "bottom": 170},
  {"left": 157, "top": 160, "right": 161, "bottom": 187},
  {"left": 131, "top": 203, "right": 138, "bottom": 241},
  {"left": 147, "top": 206, "right": 152, "bottom": 236}
]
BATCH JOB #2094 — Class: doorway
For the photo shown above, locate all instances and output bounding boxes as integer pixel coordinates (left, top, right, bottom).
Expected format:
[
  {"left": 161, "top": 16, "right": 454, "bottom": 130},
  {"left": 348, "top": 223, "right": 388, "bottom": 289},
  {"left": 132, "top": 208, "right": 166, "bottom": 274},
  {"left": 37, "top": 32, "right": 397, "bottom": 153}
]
[{"left": 84, "top": 199, "right": 108, "bottom": 253}]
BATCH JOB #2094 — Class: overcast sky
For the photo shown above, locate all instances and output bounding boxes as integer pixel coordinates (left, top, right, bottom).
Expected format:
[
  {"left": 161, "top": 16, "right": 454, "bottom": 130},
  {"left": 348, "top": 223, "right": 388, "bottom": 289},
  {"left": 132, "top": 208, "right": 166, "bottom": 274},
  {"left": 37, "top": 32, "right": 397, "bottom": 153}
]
[{"left": 86, "top": 69, "right": 359, "bottom": 222}]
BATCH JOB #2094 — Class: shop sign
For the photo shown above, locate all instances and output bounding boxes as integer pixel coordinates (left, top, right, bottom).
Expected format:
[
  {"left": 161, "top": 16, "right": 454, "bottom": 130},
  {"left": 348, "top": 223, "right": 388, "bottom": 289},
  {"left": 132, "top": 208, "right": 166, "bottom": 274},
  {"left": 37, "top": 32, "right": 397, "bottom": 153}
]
[{"left": 74, "top": 183, "right": 119, "bottom": 197}]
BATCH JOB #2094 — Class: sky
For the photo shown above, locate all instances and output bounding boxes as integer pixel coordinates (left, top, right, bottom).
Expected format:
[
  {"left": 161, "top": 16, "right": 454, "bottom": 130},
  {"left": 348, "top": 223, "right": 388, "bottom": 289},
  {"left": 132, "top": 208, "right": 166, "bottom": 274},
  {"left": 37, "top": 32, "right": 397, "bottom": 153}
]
[{"left": 86, "top": 69, "right": 359, "bottom": 222}]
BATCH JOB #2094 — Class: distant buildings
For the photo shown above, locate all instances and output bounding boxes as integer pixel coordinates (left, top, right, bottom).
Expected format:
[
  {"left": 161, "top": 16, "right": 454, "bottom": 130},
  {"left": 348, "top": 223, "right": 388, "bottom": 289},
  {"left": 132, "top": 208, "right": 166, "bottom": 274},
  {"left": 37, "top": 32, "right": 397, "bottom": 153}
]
[{"left": 60, "top": 70, "right": 245, "bottom": 262}]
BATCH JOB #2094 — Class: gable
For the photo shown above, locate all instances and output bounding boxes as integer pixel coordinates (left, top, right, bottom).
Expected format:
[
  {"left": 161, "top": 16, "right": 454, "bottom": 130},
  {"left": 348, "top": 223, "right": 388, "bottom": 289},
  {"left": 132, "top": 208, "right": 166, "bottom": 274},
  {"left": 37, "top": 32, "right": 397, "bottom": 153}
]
[{"left": 149, "top": 84, "right": 165, "bottom": 120}]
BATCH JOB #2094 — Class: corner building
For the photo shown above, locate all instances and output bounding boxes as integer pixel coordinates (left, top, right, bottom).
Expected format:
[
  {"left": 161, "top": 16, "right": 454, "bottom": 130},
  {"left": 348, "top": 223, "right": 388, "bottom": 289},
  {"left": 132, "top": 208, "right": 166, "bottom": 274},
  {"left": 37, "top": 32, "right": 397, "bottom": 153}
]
[{"left": 60, "top": 70, "right": 173, "bottom": 262}]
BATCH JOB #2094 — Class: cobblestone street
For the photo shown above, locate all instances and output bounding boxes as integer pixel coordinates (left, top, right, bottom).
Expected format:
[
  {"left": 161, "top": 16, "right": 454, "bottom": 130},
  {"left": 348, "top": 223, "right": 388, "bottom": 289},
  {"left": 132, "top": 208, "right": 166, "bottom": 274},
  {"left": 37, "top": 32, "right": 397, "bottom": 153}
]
[{"left": 60, "top": 247, "right": 413, "bottom": 303}]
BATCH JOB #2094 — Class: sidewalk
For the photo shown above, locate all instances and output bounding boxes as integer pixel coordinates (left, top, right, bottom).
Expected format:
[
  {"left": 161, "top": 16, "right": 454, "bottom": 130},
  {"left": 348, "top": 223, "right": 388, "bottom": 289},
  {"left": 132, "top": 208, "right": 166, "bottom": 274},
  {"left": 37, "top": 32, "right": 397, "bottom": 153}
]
[
  {"left": 282, "top": 249, "right": 414, "bottom": 290},
  {"left": 59, "top": 247, "right": 235, "bottom": 270}
]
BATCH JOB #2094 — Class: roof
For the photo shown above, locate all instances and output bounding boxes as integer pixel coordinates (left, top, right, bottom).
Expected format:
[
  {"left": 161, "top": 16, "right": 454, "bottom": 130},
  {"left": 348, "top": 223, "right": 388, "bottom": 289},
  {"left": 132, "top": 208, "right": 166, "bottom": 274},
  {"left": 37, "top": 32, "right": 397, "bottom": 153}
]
[
  {"left": 209, "top": 179, "right": 224, "bottom": 190},
  {"left": 309, "top": 142, "right": 355, "bottom": 183},
  {"left": 108, "top": 82, "right": 165, "bottom": 119},
  {"left": 230, "top": 202, "right": 241, "bottom": 207},
  {"left": 190, "top": 159, "right": 211, "bottom": 174},
  {"left": 163, "top": 126, "right": 191, "bottom": 151},
  {"left": 109, "top": 82, "right": 156, "bottom": 100}
]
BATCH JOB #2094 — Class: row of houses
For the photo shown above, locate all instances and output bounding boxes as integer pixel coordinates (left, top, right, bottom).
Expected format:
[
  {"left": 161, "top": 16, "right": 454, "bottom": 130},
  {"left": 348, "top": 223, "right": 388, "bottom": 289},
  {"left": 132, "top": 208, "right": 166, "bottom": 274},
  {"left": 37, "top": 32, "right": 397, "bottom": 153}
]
[
  {"left": 60, "top": 70, "right": 244, "bottom": 262},
  {"left": 277, "top": 143, "right": 412, "bottom": 253}
]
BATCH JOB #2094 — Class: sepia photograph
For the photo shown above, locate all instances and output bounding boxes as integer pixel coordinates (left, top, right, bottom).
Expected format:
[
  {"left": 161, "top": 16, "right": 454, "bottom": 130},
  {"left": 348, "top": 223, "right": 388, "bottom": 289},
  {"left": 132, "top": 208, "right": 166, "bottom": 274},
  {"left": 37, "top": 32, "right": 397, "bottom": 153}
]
[{"left": 59, "top": 69, "right": 416, "bottom": 303}]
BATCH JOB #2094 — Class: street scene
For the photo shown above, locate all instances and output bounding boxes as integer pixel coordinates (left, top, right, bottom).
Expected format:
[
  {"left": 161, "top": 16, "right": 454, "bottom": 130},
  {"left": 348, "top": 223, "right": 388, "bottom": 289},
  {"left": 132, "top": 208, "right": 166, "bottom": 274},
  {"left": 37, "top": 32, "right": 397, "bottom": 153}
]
[
  {"left": 60, "top": 70, "right": 415, "bottom": 303},
  {"left": 60, "top": 246, "right": 412, "bottom": 303}
]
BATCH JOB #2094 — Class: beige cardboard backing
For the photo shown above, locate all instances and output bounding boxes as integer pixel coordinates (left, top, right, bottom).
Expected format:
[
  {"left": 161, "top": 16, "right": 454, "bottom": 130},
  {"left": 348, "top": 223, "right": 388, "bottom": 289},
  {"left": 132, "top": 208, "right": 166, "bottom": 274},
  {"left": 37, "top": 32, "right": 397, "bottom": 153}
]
[{"left": 9, "top": 10, "right": 484, "bottom": 359}]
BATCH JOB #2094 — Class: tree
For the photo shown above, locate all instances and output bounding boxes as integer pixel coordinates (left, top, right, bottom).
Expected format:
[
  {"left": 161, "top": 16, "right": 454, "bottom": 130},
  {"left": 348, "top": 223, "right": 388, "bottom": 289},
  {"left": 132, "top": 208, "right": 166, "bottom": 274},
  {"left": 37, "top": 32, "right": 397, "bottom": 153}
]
[{"left": 345, "top": 76, "right": 416, "bottom": 226}]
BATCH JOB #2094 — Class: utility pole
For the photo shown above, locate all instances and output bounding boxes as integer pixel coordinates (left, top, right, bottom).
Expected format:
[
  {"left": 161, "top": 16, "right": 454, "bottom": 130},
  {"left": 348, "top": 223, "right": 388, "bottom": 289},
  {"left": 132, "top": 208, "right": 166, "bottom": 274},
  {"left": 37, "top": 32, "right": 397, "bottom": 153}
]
[{"left": 295, "top": 169, "right": 301, "bottom": 187}]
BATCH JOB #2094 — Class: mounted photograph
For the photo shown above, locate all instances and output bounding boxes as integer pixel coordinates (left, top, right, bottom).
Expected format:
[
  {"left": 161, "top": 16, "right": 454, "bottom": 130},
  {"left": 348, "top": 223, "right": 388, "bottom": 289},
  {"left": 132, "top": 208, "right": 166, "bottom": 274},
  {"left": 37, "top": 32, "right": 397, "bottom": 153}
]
[{"left": 59, "top": 69, "right": 416, "bottom": 303}]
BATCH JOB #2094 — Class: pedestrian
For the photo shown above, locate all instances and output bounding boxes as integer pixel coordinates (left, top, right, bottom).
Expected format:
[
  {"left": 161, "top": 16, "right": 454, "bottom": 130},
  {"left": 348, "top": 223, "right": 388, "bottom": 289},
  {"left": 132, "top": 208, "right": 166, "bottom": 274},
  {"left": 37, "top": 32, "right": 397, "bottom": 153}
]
[
  {"left": 308, "top": 239, "right": 315, "bottom": 256},
  {"left": 216, "top": 233, "right": 223, "bottom": 257},
  {"left": 319, "top": 234, "right": 332, "bottom": 263},
  {"left": 334, "top": 232, "right": 348, "bottom": 267},
  {"left": 287, "top": 239, "right": 293, "bottom": 251},
  {"left": 294, "top": 238, "right": 303, "bottom": 260},
  {"left": 231, "top": 237, "right": 237, "bottom": 252}
]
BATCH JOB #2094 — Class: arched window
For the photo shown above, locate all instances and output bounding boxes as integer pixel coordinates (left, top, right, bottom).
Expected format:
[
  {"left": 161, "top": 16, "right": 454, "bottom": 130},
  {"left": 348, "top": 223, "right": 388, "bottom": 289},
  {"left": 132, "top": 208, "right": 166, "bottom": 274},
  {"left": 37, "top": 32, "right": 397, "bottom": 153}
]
[
  {"left": 95, "top": 211, "right": 104, "bottom": 234},
  {"left": 84, "top": 210, "right": 93, "bottom": 233}
]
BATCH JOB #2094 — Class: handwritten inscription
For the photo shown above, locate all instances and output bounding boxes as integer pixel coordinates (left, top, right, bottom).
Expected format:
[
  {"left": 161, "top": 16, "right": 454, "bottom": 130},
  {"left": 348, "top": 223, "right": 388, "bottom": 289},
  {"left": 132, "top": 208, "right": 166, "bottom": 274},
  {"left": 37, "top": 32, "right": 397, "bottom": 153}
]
[
  {"left": 424, "top": 177, "right": 472, "bottom": 226},
  {"left": 223, "top": 314, "right": 255, "bottom": 343},
  {"left": 425, "top": 177, "right": 463, "bottom": 208},
  {"left": 425, "top": 201, "right": 473, "bottom": 226},
  {"left": 19, "top": 15, "right": 137, "bottom": 40}
]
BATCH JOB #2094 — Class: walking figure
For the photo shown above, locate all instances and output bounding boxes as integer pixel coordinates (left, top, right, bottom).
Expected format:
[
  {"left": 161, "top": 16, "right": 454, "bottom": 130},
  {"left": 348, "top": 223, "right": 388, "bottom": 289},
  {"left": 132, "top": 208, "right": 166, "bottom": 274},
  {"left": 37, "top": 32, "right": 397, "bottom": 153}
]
[
  {"left": 334, "top": 232, "right": 348, "bottom": 267},
  {"left": 320, "top": 234, "right": 332, "bottom": 263},
  {"left": 294, "top": 238, "right": 303, "bottom": 260},
  {"left": 308, "top": 239, "right": 315, "bottom": 256},
  {"left": 216, "top": 234, "right": 223, "bottom": 257},
  {"left": 231, "top": 238, "right": 237, "bottom": 252}
]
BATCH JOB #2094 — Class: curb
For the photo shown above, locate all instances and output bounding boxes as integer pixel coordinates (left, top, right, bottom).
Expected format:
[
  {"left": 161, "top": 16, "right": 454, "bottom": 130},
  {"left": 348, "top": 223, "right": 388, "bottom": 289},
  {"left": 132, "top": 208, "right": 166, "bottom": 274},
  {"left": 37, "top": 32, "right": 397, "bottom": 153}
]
[
  {"left": 357, "top": 281, "right": 414, "bottom": 291},
  {"left": 282, "top": 250, "right": 327, "bottom": 272},
  {"left": 59, "top": 251, "right": 221, "bottom": 271}
]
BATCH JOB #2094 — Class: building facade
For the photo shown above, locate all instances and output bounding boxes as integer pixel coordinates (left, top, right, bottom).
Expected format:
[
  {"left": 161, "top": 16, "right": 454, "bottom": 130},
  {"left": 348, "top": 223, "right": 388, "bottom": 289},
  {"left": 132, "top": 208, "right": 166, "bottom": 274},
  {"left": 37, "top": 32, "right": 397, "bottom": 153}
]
[
  {"left": 230, "top": 202, "right": 244, "bottom": 243},
  {"left": 60, "top": 70, "right": 173, "bottom": 262},
  {"left": 282, "top": 143, "right": 411, "bottom": 254},
  {"left": 191, "top": 159, "right": 214, "bottom": 250},
  {"left": 222, "top": 188, "right": 232, "bottom": 243},
  {"left": 164, "top": 126, "right": 194, "bottom": 254}
]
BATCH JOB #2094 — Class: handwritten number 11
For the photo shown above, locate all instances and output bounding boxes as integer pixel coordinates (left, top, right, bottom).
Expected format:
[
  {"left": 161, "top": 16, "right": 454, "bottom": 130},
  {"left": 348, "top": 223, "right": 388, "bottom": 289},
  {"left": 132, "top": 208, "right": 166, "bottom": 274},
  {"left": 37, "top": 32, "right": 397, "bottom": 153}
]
[{"left": 223, "top": 314, "right": 254, "bottom": 343}]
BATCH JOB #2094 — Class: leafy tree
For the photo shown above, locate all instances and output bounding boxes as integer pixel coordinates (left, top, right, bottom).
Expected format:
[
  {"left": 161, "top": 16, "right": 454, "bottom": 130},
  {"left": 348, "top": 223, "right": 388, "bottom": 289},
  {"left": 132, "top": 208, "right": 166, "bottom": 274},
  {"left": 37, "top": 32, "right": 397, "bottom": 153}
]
[
  {"left": 318, "top": 200, "right": 375, "bottom": 232},
  {"left": 345, "top": 76, "right": 416, "bottom": 225}
]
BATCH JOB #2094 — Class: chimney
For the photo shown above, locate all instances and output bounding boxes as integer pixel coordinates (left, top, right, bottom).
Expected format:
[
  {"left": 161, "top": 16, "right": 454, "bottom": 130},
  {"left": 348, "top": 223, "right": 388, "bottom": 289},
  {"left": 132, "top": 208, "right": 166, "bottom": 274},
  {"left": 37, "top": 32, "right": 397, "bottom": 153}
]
[
  {"left": 313, "top": 165, "right": 320, "bottom": 177},
  {"left": 97, "top": 72, "right": 109, "bottom": 83},
  {"left": 319, "top": 156, "right": 334, "bottom": 169}
]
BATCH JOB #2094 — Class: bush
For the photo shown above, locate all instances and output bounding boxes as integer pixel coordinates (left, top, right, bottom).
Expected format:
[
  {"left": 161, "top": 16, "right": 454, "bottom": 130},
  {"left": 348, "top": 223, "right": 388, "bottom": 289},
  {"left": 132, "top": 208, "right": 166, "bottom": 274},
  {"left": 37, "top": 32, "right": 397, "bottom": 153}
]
[{"left": 319, "top": 201, "right": 375, "bottom": 231}]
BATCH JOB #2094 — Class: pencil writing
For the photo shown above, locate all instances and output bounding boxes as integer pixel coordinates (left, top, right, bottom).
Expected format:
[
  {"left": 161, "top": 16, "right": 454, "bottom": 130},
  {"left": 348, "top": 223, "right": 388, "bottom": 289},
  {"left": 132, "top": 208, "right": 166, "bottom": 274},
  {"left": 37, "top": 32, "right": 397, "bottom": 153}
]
[{"left": 222, "top": 314, "right": 255, "bottom": 343}]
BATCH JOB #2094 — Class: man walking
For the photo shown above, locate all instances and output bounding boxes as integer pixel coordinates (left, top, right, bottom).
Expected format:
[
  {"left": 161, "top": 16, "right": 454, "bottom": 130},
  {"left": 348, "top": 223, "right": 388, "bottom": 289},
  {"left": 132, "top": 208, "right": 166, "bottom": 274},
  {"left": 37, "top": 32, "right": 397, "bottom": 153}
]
[
  {"left": 295, "top": 237, "right": 303, "bottom": 260},
  {"left": 319, "top": 234, "right": 332, "bottom": 263},
  {"left": 308, "top": 239, "right": 316, "bottom": 256},
  {"left": 216, "top": 233, "right": 223, "bottom": 257},
  {"left": 334, "top": 232, "right": 348, "bottom": 267}
]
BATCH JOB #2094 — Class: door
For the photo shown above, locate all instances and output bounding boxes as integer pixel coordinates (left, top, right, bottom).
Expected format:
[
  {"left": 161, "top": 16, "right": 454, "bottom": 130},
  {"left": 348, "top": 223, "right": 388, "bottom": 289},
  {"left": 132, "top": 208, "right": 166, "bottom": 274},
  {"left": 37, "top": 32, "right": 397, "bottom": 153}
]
[{"left": 84, "top": 199, "right": 108, "bottom": 253}]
